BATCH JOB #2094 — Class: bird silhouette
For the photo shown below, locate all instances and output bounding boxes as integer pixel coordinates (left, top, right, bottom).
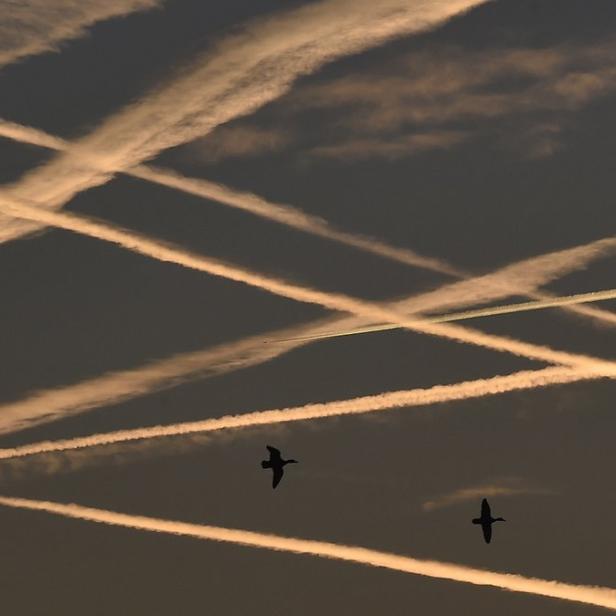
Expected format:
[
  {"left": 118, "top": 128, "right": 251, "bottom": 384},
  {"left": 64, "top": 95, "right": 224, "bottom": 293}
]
[
  {"left": 261, "top": 445, "right": 298, "bottom": 489},
  {"left": 472, "top": 498, "right": 505, "bottom": 544}
]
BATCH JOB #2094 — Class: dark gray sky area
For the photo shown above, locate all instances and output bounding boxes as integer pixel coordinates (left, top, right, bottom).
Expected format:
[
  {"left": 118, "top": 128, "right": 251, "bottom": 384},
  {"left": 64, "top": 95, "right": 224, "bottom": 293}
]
[{"left": 1, "top": 1, "right": 616, "bottom": 614}]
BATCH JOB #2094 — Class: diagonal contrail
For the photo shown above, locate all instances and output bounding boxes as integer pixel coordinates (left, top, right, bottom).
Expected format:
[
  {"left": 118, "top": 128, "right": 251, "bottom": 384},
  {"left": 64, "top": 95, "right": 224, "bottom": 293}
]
[
  {"left": 0, "top": 118, "right": 453, "bottom": 275},
  {"left": 1, "top": 495, "right": 615, "bottom": 611},
  {"left": 269, "top": 288, "right": 616, "bottom": 344},
  {"left": 3, "top": 193, "right": 616, "bottom": 376},
  {"left": 0, "top": 0, "right": 489, "bottom": 245},
  {"left": 2, "top": 116, "right": 615, "bottom": 328},
  {"left": 1, "top": 235, "right": 614, "bottom": 437},
  {"left": 0, "top": 366, "right": 601, "bottom": 460}
]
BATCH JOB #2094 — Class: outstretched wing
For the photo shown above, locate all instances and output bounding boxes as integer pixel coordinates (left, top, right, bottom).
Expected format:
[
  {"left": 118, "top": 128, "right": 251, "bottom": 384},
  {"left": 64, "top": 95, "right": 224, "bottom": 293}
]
[
  {"left": 266, "top": 445, "right": 282, "bottom": 462},
  {"left": 482, "top": 522, "right": 492, "bottom": 544},
  {"left": 481, "top": 498, "right": 491, "bottom": 518},
  {"left": 272, "top": 466, "right": 284, "bottom": 489}
]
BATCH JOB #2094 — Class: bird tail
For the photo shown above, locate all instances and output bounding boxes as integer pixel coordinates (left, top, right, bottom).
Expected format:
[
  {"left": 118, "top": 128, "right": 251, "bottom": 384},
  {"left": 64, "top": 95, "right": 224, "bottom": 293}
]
[{"left": 261, "top": 461, "right": 271, "bottom": 469}]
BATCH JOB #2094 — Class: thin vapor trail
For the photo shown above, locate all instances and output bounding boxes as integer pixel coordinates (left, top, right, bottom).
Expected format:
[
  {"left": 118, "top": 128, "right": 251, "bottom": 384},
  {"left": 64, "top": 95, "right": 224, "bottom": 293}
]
[
  {"left": 3, "top": 195, "right": 616, "bottom": 377},
  {"left": 1, "top": 496, "right": 615, "bottom": 611},
  {"left": 0, "top": 366, "right": 600, "bottom": 460},
  {"left": 3, "top": 237, "right": 615, "bottom": 436},
  {"left": 0, "top": 0, "right": 488, "bottom": 246},
  {"left": 2, "top": 117, "right": 615, "bottom": 328},
  {"left": 272, "top": 288, "right": 616, "bottom": 343}
]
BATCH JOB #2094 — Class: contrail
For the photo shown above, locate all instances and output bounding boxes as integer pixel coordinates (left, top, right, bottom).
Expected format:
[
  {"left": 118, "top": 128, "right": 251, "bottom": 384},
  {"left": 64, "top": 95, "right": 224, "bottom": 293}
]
[
  {"left": 0, "top": 118, "right": 453, "bottom": 275},
  {"left": 270, "top": 288, "right": 616, "bottom": 343},
  {"left": 0, "top": 0, "right": 160, "bottom": 69},
  {"left": 422, "top": 482, "right": 554, "bottom": 512},
  {"left": 2, "top": 238, "right": 614, "bottom": 436},
  {"left": 0, "top": 366, "right": 601, "bottom": 460},
  {"left": 1, "top": 0, "right": 488, "bottom": 245},
  {"left": 2, "top": 116, "right": 615, "bottom": 329},
  {"left": 4, "top": 195, "right": 616, "bottom": 377},
  {"left": 1, "top": 496, "right": 615, "bottom": 611},
  {"left": 1, "top": 116, "right": 614, "bottom": 435}
]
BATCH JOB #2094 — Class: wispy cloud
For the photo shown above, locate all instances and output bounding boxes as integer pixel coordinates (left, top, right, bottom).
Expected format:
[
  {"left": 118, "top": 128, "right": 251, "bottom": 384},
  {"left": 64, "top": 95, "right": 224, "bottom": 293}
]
[
  {"left": 422, "top": 479, "right": 554, "bottom": 512},
  {"left": 1, "top": 496, "right": 615, "bottom": 611},
  {"left": 308, "top": 130, "right": 468, "bottom": 160},
  {"left": 184, "top": 125, "right": 291, "bottom": 163},
  {"left": 0, "top": 0, "right": 160, "bottom": 70},
  {"left": 289, "top": 41, "right": 616, "bottom": 160},
  {"left": 0, "top": 0, "right": 489, "bottom": 244},
  {"left": 0, "top": 366, "right": 602, "bottom": 461}
]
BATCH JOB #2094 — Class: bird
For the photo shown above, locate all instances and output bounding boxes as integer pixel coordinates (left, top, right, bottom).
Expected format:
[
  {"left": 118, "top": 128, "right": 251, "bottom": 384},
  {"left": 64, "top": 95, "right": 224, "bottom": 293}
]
[
  {"left": 261, "top": 445, "right": 298, "bottom": 489},
  {"left": 472, "top": 498, "right": 505, "bottom": 544}
]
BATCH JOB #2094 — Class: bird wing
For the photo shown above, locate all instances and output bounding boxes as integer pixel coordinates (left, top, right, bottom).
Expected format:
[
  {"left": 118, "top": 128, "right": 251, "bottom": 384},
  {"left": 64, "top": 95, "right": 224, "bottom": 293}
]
[
  {"left": 266, "top": 445, "right": 282, "bottom": 462},
  {"left": 482, "top": 523, "right": 492, "bottom": 544},
  {"left": 272, "top": 466, "right": 284, "bottom": 489},
  {"left": 481, "top": 498, "right": 491, "bottom": 518}
]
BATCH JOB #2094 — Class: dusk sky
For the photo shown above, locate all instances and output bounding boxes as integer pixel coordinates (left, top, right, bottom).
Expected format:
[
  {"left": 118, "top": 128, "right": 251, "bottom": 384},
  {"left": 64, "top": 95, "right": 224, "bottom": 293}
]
[{"left": 1, "top": 1, "right": 616, "bottom": 614}]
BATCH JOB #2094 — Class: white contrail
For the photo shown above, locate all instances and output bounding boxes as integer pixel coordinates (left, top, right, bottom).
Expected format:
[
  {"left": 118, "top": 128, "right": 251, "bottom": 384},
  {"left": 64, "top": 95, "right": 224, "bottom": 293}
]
[
  {"left": 1, "top": 282, "right": 613, "bottom": 437},
  {"left": 2, "top": 116, "right": 615, "bottom": 328},
  {"left": 0, "top": 0, "right": 160, "bottom": 69},
  {"left": 1, "top": 249, "right": 613, "bottom": 437},
  {"left": 1, "top": 496, "right": 615, "bottom": 611},
  {"left": 0, "top": 366, "right": 600, "bottom": 460},
  {"left": 0, "top": 0, "right": 489, "bottom": 244},
  {"left": 3, "top": 196, "right": 616, "bottom": 376},
  {"left": 271, "top": 288, "right": 616, "bottom": 343}
]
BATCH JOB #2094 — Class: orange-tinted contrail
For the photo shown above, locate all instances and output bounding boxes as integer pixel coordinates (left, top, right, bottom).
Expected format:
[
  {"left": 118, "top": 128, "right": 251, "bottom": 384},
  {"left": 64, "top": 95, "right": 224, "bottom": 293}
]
[
  {"left": 0, "top": 0, "right": 160, "bottom": 69},
  {"left": 0, "top": 366, "right": 600, "bottom": 460},
  {"left": 0, "top": 118, "right": 453, "bottom": 275},
  {"left": 1, "top": 0, "right": 489, "bottom": 245},
  {"left": 1, "top": 496, "right": 615, "bottom": 611},
  {"left": 2, "top": 195, "right": 616, "bottom": 375},
  {"left": 2, "top": 116, "right": 615, "bottom": 328},
  {"left": 1, "top": 242, "right": 614, "bottom": 436}
]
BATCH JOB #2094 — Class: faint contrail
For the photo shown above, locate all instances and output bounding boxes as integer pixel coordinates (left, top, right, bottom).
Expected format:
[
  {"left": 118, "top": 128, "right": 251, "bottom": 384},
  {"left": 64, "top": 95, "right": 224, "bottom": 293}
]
[
  {"left": 4, "top": 195, "right": 616, "bottom": 375},
  {"left": 1, "top": 0, "right": 488, "bottom": 245},
  {"left": 422, "top": 481, "right": 554, "bottom": 511},
  {"left": 0, "top": 0, "right": 160, "bottom": 69},
  {"left": 1, "top": 496, "right": 615, "bottom": 611},
  {"left": 0, "top": 366, "right": 601, "bottom": 460},
  {"left": 271, "top": 288, "right": 616, "bottom": 343}
]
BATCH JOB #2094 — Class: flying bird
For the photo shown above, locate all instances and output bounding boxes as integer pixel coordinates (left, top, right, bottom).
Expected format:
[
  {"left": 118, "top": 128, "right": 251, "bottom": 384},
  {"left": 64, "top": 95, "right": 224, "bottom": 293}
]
[
  {"left": 261, "top": 445, "right": 298, "bottom": 489},
  {"left": 472, "top": 498, "right": 505, "bottom": 544}
]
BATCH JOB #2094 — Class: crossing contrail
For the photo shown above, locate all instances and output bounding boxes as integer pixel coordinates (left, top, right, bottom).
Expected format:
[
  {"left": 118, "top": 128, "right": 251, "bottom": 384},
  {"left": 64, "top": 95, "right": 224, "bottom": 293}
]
[
  {"left": 0, "top": 118, "right": 454, "bottom": 275},
  {"left": 269, "top": 288, "right": 616, "bottom": 343},
  {"left": 2, "top": 116, "right": 615, "bottom": 330},
  {"left": 1, "top": 237, "right": 614, "bottom": 437},
  {"left": 1, "top": 496, "right": 615, "bottom": 611},
  {"left": 0, "top": 366, "right": 601, "bottom": 461},
  {"left": 3, "top": 194, "right": 616, "bottom": 376},
  {"left": 0, "top": 0, "right": 489, "bottom": 246}
]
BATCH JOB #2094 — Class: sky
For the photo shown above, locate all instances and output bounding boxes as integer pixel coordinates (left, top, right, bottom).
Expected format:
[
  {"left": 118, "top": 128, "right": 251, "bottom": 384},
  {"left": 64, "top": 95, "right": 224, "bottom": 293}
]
[{"left": 0, "top": 0, "right": 615, "bottom": 614}]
